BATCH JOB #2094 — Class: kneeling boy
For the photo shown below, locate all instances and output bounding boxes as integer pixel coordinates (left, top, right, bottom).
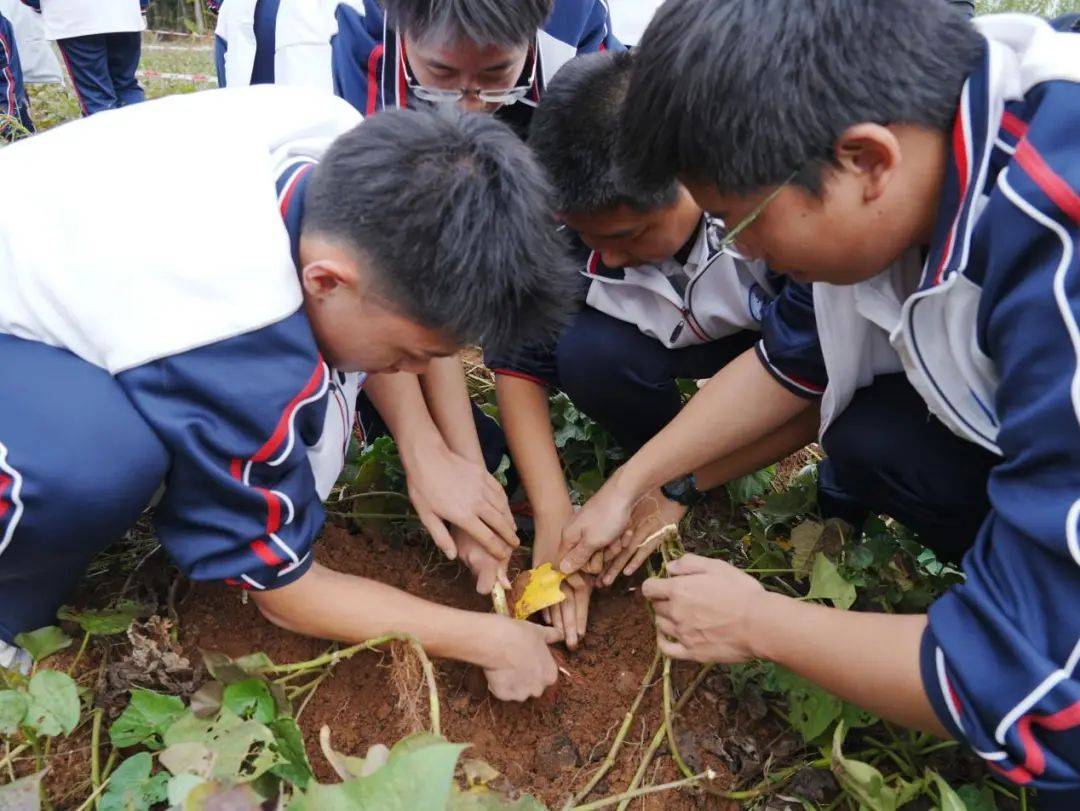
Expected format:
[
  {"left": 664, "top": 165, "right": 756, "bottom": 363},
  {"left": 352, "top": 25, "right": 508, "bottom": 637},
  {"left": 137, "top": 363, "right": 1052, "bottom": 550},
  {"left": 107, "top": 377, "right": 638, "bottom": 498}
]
[
  {"left": 0, "top": 85, "right": 576, "bottom": 701},
  {"left": 564, "top": 0, "right": 1080, "bottom": 803},
  {"left": 488, "top": 51, "right": 817, "bottom": 646}
]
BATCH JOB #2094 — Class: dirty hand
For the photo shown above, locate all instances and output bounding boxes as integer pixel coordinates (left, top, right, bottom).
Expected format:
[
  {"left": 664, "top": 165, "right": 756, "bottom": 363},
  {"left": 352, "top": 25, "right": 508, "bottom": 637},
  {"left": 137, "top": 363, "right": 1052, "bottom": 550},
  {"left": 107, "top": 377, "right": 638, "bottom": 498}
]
[
  {"left": 642, "top": 554, "right": 766, "bottom": 664},
  {"left": 455, "top": 526, "right": 512, "bottom": 596},
  {"left": 558, "top": 472, "right": 639, "bottom": 575},
  {"left": 483, "top": 617, "right": 563, "bottom": 701},
  {"left": 598, "top": 488, "right": 687, "bottom": 586},
  {"left": 533, "top": 511, "right": 593, "bottom": 650},
  {"left": 403, "top": 441, "right": 518, "bottom": 563}
]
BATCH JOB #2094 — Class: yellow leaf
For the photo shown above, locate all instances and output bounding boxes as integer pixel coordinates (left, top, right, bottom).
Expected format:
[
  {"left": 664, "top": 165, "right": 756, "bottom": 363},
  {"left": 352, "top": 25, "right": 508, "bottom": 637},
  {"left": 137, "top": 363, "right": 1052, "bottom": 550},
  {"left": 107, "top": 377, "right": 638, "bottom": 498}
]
[{"left": 509, "top": 563, "right": 566, "bottom": 620}]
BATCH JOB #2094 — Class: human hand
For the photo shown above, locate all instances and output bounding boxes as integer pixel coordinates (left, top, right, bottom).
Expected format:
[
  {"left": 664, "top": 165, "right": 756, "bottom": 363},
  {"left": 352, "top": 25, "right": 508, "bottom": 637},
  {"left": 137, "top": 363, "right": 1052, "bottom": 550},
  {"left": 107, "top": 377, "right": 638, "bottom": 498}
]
[
  {"left": 402, "top": 440, "right": 518, "bottom": 562},
  {"left": 558, "top": 471, "right": 640, "bottom": 575},
  {"left": 532, "top": 510, "right": 593, "bottom": 650},
  {"left": 641, "top": 554, "right": 767, "bottom": 663},
  {"left": 455, "top": 526, "right": 511, "bottom": 596},
  {"left": 598, "top": 488, "right": 688, "bottom": 586},
  {"left": 483, "top": 617, "right": 563, "bottom": 701}
]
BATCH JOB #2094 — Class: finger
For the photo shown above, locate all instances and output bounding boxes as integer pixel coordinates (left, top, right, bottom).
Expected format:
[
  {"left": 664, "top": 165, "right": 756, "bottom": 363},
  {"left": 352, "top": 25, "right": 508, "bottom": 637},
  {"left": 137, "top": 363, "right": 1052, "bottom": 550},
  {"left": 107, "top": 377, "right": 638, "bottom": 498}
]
[
  {"left": 560, "top": 597, "right": 578, "bottom": 650},
  {"left": 420, "top": 512, "right": 457, "bottom": 560},
  {"left": 601, "top": 545, "right": 635, "bottom": 586},
  {"left": 654, "top": 615, "right": 678, "bottom": 638},
  {"left": 575, "top": 582, "right": 590, "bottom": 638},
  {"left": 497, "top": 563, "right": 511, "bottom": 589},
  {"left": 484, "top": 476, "right": 516, "bottom": 522},
  {"left": 559, "top": 531, "right": 604, "bottom": 575},
  {"left": 656, "top": 633, "right": 692, "bottom": 660},
  {"left": 666, "top": 553, "right": 711, "bottom": 576},
  {"left": 584, "top": 550, "right": 605, "bottom": 575},
  {"left": 623, "top": 542, "right": 658, "bottom": 577},
  {"left": 549, "top": 607, "right": 564, "bottom": 637},
  {"left": 475, "top": 566, "right": 494, "bottom": 595},
  {"left": 477, "top": 502, "right": 520, "bottom": 551},
  {"left": 540, "top": 624, "right": 565, "bottom": 645},
  {"left": 541, "top": 607, "right": 551, "bottom": 624},
  {"left": 640, "top": 576, "right": 673, "bottom": 601},
  {"left": 460, "top": 517, "right": 512, "bottom": 560}
]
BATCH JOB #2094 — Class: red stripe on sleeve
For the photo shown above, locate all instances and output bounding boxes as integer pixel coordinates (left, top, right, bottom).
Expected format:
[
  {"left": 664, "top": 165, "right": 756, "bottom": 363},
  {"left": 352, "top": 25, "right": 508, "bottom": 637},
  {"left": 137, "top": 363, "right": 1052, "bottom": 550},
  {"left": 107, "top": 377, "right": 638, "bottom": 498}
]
[
  {"left": 250, "top": 538, "right": 283, "bottom": 566},
  {"left": 366, "top": 44, "right": 383, "bottom": 115},
  {"left": 250, "top": 359, "right": 326, "bottom": 463},
  {"left": 1015, "top": 139, "right": 1080, "bottom": 226}
]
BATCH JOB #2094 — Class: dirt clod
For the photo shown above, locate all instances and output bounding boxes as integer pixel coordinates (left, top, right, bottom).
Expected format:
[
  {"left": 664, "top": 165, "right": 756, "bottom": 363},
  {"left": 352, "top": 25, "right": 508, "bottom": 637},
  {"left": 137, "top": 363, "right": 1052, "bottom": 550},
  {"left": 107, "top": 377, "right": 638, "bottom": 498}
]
[{"left": 535, "top": 733, "right": 580, "bottom": 779}]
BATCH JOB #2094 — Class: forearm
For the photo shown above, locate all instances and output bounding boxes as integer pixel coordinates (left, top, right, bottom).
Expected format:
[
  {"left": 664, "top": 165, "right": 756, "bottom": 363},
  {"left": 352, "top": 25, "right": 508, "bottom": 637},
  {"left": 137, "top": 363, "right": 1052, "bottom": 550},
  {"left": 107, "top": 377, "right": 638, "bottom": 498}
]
[
  {"left": 420, "top": 354, "right": 485, "bottom": 465},
  {"left": 752, "top": 592, "right": 946, "bottom": 736},
  {"left": 363, "top": 371, "right": 445, "bottom": 461},
  {"left": 694, "top": 407, "right": 820, "bottom": 491},
  {"left": 254, "top": 562, "right": 501, "bottom": 669},
  {"left": 618, "top": 350, "right": 811, "bottom": 496},
  {"left": 496, "top": 376, "right": 574, "bottom": 535}
]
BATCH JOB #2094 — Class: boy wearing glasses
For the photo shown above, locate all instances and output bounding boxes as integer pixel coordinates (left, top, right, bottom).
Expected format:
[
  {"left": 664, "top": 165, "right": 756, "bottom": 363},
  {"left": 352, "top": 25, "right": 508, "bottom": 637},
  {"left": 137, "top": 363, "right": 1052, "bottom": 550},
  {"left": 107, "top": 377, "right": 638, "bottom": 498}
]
[
  {"left": 560, "top": 0, "right": 1080, "bottom": 805},
  {"left": 487, "top": 51, "right": 818, "bottom": 647}
]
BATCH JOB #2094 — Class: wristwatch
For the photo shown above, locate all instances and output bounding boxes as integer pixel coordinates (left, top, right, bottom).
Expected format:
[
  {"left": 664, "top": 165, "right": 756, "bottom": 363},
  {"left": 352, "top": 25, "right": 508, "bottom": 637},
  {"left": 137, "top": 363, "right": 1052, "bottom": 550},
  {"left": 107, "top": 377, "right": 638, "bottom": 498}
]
[{"left": 660, "top": 473, "right": 707, "bottom": 506}]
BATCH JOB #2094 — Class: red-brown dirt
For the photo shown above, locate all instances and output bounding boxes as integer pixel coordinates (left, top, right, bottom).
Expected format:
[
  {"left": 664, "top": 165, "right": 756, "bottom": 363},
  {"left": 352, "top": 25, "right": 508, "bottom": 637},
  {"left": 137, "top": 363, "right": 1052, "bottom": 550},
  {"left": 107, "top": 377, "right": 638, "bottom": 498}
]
[{"left": 177, "top": 524, "right": 743, "bottom": 809}]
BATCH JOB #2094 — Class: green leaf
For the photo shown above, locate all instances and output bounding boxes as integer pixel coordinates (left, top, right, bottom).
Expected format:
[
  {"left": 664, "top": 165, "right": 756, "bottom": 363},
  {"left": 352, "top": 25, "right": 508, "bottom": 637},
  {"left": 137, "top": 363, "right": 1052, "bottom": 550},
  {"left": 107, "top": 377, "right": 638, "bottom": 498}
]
[
  {"left": 830, "top": 723, "right": 898, "bottom": 811},
  {"left": 0, "top": 769, "right": 44, "bottom": 811},
  {"left": 492, "top": 455, "right": 511, "bottom": 488},
  {"left": 807, "top": 553, "right": 857, "bottom": 609},
  {"left": 449, "top": 791, "right": 548, "bottom": 810},
  {"left": 164, "top": 709, "right": 279, "bottom": 783},
  {"left": 222, "top": 679, "right": 276, "bottom": 724},
  {"left": 956, "top": 784, "right": 998, "bottom": 811},
  {"left": 99, "top": 753, "right": 169, "bottom": 811},
  {"left": 726, "top": 466, "right": 775, "bottom": 505},
  {"left": 160, "top": 741, "right": 215, "bottom": 778},
  {"left": 13, "top": 627, "right": 72, "bottom": 663},
  {"left": 166, "top": 773, "right": 205, "bottom": 807},
  {"left": 928, "top": 770, "right": 967, "bottom": 811},
  {"left": 201, "top": 651, "right": 274, "bottom": 684},
  {"left": 57, "top": 601, "right": 142, "bottom": 636},
  {"left": 180, "top": 781, "right": 264, "bottom": 810},
  {"left": 110, "top": 689, "right": 187, "bottom": 749},
  {"left": 754, "top": 485, "right": 816, "bottom": 527},
  {"left": 0, "top": 689, "right": 29, "bottom": 735},
  {"left": 24, "top": 670, "right": 79, "bottom": 737},
  {"left": 782, "top": 673, "right": 842, "bottom": 742},
  {"left": 269, "top": 717, "right": 313, "bottom": 788},
  {"left": 839, "top": 701, "right": 878, "bottom": 730},
  {"left": 294, "top": 740, "right": 467, "bottom": 811},
  {"left": 790, "top": 520, "right": 825, "bottom": 580}
]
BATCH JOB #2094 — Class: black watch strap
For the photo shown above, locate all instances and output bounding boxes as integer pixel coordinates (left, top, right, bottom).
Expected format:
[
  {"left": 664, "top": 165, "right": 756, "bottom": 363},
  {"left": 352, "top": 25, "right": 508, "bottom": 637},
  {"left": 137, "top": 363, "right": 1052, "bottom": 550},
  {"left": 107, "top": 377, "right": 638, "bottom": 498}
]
[{"left": 661, "top": 473, "right": 706, "bottom": 506}]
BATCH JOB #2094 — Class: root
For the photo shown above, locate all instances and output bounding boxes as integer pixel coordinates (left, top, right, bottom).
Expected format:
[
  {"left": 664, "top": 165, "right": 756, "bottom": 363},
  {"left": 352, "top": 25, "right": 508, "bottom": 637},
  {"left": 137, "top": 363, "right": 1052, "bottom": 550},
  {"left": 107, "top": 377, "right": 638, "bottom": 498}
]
[{"left": 389, "top": 641, "right": 426, "bottom": 734}]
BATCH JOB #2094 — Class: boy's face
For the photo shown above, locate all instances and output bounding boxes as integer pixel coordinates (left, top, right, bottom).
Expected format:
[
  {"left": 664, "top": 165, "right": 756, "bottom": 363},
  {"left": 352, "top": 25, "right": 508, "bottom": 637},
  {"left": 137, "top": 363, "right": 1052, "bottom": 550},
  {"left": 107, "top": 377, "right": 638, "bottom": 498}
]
[
  {"left": 300, "top": 238, "right": 460, "bottom": 374},
  {"left": 404, "top": 34, "right": 530, "bottom": 113},
  {"left": 684, "top": 123, "right": 945, "bottom": 285},
  {"left": 562, "top": 187, "right": 703, "bottom": 269}
]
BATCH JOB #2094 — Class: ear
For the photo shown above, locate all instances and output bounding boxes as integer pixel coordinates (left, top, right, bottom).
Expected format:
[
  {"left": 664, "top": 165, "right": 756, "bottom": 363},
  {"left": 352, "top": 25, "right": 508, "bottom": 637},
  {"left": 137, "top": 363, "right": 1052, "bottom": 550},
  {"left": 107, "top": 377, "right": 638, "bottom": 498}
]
[
  {"left": 834, "top": 123, "right": 901, "bottom": 203},
  {"left": 300, "top": 260, "right": 358, "bottom": 300}
]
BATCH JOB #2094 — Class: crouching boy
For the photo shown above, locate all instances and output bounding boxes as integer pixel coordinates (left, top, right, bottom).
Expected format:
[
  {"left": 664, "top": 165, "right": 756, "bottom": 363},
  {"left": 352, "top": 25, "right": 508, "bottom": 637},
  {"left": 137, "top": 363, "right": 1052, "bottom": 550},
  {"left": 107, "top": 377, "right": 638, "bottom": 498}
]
[
  {"left": 561, "top": 0, "right": 1080, "bottom": 804},
  {"left": 0, "top": 85, "right": 577, "bottom": 701},
  {"left": 487, "top": 51, "right": 818, "bottom": 647}
]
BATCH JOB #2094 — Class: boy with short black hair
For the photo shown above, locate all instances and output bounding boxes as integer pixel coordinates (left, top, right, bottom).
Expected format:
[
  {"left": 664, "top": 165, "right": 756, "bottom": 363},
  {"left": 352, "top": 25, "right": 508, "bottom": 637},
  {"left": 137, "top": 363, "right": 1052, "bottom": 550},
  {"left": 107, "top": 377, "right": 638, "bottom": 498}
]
[
  {"left": 488, "top": 50, "right": 817, "bottom": 646},
  {"left": 559, "top": 0, "right": 1080, "bottom": 802},
  {"left": 0, "top": 85, "right": 576, "bottom": 700}
]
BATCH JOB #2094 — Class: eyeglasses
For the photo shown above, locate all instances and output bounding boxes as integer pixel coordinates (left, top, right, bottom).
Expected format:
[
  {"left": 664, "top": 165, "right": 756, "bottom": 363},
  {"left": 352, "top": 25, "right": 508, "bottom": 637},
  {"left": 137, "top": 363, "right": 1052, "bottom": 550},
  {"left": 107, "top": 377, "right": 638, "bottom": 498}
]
[
  {"left": 711, "top": 171, "right": 798, "bottom": 260},
  {"left": 401, "top": 40, "right": 537, "bottom": 107}
]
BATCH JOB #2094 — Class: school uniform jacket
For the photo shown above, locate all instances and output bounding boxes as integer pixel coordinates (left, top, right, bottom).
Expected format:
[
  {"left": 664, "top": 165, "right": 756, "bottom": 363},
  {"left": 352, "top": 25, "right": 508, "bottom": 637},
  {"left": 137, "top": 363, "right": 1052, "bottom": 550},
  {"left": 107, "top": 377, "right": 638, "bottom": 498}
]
[
  {"left": 18, "top": 0, "right": 146, "bottom": 41},
  {"left": 0, "top": 85, "right": 364, "bottom": 592},
  {"left": 758, "top": 15, "right": 1080, "bottom": 789},
  {"left": 0, "top": 8, "right": 31, "bottom": 131},
  {"left": 487, "top": 215, "right": 776, "bottom": 386},
  {"left": 214, "top": 0, "right": 620, "bottom": 115},
  {"left": 0, "top": 0, "right": 61, "bottom": 83}
]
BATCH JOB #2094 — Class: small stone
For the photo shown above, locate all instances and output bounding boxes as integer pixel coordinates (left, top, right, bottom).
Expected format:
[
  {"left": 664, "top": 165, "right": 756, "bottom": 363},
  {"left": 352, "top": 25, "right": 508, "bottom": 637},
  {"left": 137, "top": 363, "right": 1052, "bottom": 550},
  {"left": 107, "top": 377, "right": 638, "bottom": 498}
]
[
  {"left": 613, "top": 670, "right": 639, "bottom": 697},
  {"left": 535, "top": 733, "right": 580, "bottom": 779}
]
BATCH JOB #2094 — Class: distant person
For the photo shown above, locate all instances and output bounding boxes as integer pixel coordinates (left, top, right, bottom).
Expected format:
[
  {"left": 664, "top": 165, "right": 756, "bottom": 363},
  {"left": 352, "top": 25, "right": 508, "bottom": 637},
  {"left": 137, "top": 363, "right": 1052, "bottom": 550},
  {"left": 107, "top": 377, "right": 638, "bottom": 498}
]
[
  {"left": 0, "top": 0, "right": 62, "bottom": 85},
  {"left": 20, "top": 0, "right": 148, "bottom": 116},
  {"left": 0, "top": 5, "right": 32, "bottom": 136}
]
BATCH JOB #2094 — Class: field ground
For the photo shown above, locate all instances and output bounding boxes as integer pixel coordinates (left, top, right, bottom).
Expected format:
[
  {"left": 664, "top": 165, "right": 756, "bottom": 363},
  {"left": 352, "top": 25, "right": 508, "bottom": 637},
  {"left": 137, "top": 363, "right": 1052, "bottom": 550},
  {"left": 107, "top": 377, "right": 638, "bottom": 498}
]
[{"left": 0, "top": 29, "right": 1055, "bottom": 811}]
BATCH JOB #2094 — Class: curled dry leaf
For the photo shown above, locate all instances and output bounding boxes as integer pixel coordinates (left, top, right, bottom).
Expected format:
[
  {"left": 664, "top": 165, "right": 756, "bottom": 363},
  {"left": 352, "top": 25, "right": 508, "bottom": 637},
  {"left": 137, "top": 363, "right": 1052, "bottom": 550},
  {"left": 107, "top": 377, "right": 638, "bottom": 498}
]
[{"left": 508, "top": 563, "right": 567, "bottom": 620}]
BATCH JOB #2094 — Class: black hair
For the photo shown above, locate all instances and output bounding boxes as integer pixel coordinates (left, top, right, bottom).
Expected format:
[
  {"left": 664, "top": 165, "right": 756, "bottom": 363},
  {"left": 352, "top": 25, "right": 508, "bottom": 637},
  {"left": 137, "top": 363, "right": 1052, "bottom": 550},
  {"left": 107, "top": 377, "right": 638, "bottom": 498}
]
[
  {"left": 304, "top": 107, "right": 577, "bottom": 352},
  {"left": 382, "top": 0, "right": 553, "bottom": 46},
  {"left": 529, "top": 50, "right": 679, "bottom": 214},
  {"left": 620, "top": 0, "right": 985, "bottom": 196}
]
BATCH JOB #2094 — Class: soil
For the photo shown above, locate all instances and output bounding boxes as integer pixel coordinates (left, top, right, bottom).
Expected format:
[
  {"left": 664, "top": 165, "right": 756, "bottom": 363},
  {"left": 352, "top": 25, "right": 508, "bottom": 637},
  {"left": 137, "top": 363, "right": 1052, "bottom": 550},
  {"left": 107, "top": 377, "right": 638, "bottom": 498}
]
[{"left": 176, "top": 523, "right": 747, "bottom": 809}]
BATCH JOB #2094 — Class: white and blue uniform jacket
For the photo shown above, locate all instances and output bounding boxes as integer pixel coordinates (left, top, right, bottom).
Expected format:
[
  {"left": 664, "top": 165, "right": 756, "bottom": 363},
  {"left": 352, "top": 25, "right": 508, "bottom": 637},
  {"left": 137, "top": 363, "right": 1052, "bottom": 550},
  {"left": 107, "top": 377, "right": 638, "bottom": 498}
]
[
  {"left": 0, "top": 85, "right": 364, "bottom": 592},
  {"left": 758, "top": 16, "right": 1080, "bottom": 789}
]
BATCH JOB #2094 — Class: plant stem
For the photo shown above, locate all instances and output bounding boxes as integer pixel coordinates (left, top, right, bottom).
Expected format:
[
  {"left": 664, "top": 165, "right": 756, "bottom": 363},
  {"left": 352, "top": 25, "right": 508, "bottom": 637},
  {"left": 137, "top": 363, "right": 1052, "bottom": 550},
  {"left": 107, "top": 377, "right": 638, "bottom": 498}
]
[
  {"left": 331, "top": 491, "right": 412, "bottom": 504},
  {"left": 662, "top": 656, "right": 695, "bottom": 780},
  {"left": 295, "top": 668, "right": 334, "bottom": 723},
  {"left": 565, "top": 650, "right": 661, "bottom": 809},
  {"left": 0, "top": 742, "right": 29, "bottom": 777},
  {"left": 915, "top": 740, "right": 958, "bottom": 756},
  {"left": 572, "top": 770, "right": 714, "bottom": 811},
  {"left": 266, "top": 633, "right": 441, "bottom": 735},
  {"left": 90, "top": 709, "right": 103, "bottom": 796},
  {"left": 67, "top": 632, "right": 92, "bottom": 676},
  {"left": 616, "top": 664, "right": 713, "bottom": 811},
  {"left": 72, "top": 771, "right": 113, "bottom": 811},
  {"left": 1021, "top": 787, "right": 1028, "bottom": 811}
]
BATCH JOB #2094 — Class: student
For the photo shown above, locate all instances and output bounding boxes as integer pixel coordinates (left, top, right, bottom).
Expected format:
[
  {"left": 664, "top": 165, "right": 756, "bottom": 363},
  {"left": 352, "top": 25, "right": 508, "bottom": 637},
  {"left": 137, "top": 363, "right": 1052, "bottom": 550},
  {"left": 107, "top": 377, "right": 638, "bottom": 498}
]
[
  {"left": 0, "top": 85, "right": 578, "bottom": 700},
  {"left": 0, "top": 5, "right": 32, "bottom": 136},
  {"left": 212, "top": 0, "right": 622, "bottom": 593},
  {"left": 0, "top": 0, "right": 62, "bottom": 86},
  {"left": 20, "top": 0, "right": 147, "bottom": 116},
  {"left": 486, "top": 50, "right": 817, "bottom": 647},
  {"left": 560, "top": 0, "right": 1080, "bottom": 803}
]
